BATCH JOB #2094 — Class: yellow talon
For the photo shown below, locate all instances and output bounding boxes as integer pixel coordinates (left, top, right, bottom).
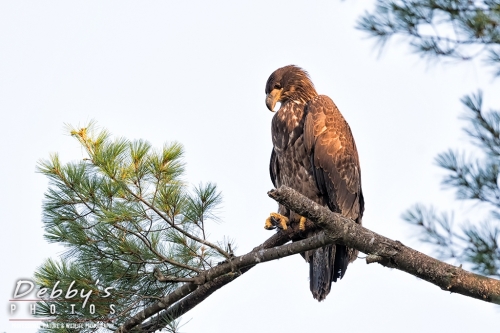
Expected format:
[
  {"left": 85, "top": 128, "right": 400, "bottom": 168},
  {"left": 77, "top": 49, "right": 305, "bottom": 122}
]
[
  {"left": 264, "top": 217, "right": 274, "bottom": 230},
  {"left": 264, "top": 213, "right": 289, "bottom": 230},
  {"left": 299, "top": 216, "right": 306, "bottom": 231}
]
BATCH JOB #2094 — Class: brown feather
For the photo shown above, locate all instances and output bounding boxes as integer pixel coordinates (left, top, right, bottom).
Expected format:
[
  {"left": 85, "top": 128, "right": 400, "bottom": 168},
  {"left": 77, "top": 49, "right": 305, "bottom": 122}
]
[{"left": 267, "top": 65, "right": 364, "bottom": 301}]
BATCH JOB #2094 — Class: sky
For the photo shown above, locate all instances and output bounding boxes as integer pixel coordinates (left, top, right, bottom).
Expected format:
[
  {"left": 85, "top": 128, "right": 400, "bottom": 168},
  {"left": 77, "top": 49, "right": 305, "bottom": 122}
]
[{"left": 1, "top": 1, "right": 499, "bottom": 332}]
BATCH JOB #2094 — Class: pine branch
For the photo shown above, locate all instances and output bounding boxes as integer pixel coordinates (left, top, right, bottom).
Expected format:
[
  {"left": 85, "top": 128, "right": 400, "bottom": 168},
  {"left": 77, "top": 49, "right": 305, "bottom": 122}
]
[
  {"left": 116, "top": 228, "right": 331, "bottom": 332},
  {"left": 36, "top": 123, "right": 236, "bottom": 329},
  {"left": 357, "top": 0, "right": 500, "bottom": 76},
  {"left": 140, "top": 274, "right": 237, "bottom": 332},
  {"left": 112, "top": 223, "right": 201, "bottom": 273},
  {"left": 405, "top": 91, "right": 500, "bottom": 275},
  {"left": 270, "top": 186, "right": 500, "bottom": 303},
  {"left": 140, "top": 225, "right": 298, "bottom": 332},
  {"left": 117, "top": 187, "right": 500, "bottom": 332},
  {"left": 121, "top": 185, "right": 231, "bottom": 259}
]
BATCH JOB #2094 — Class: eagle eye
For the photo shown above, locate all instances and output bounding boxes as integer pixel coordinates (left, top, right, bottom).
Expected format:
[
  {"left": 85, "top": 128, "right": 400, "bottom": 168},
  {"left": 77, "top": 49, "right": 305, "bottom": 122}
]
[{"left": 274, "top": 84, "right": 281, "bottom": 90}]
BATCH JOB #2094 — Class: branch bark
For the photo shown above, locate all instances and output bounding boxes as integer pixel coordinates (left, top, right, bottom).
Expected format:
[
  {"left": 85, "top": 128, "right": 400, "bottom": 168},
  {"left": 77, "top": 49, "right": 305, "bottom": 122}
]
[
  {"left": 269, "top": 186, "right": 500, "bottom": 304},
  {"left": 117, "top": 186, "right": 500, "bottom": 332},
  {"left": 116, "top": 226, "right": 330, "bottom": 332},
  {"left": 140, "top": 225, "right": 302, "bottom": 332}
]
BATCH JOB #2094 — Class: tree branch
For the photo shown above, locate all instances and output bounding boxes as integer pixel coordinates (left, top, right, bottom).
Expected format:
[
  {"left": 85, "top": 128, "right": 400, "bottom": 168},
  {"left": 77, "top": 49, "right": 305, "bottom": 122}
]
[
  {"left": 139, "top": 225, "right": 301, "bottom": 332},
  {"left": 121, "top": 183, "right": 231, "bottom": 259},
  {"left": 117, "top": 186, "right": 500, "bottom": 332},
  {"left": 269, "top": 186, "right": 500, "bottom": 304},
  {"left": 115, "top": 226, "right": 330, "bottom": 332}
]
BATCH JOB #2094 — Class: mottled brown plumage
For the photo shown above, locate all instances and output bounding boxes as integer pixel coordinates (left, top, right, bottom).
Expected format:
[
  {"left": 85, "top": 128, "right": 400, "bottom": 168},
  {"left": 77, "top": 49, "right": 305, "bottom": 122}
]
[{"left": 265, "top": 65, "right": 364, "bottom": 301}]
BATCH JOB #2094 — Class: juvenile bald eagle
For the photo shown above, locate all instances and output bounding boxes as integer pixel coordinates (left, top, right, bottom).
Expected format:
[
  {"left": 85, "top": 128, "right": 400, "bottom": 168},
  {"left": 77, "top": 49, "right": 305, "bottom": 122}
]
[{"left": 264, "top": 65, "right": 364, "bottom": 301}]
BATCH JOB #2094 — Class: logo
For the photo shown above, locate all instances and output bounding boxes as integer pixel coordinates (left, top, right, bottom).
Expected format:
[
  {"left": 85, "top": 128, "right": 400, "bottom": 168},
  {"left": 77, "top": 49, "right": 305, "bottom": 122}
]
[{"left": 8, "top": 279, "right": 115, "bottom": 329}]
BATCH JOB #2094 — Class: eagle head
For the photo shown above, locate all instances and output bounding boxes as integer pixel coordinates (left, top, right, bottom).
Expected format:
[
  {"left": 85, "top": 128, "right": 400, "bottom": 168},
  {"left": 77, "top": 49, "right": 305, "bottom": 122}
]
[{"left": 265, "top": 65, "right": 318, "bottom": 112}]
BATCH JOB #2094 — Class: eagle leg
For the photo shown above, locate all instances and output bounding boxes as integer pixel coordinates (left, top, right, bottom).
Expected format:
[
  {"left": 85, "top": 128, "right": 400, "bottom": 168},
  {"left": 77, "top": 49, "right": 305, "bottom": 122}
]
[{"left": 264, "top": 213, "right": 289, "bottom": 230}]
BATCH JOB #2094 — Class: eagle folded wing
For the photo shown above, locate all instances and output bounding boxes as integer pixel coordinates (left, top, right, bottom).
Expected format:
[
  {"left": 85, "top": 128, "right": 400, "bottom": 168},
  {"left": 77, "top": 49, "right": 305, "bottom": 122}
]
[{"left": 304, "top": 95, "right": 363, "bottom": 223}]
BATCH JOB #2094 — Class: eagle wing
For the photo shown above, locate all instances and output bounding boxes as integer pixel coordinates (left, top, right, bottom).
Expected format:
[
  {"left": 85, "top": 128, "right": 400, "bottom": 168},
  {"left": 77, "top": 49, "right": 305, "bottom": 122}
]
[
  {"left": 304, "top": 95, "right": 364, "bottom": 223},
  {"left": 269, "top": 148, "right": 279, "bottom": 188},
  {"left": 304, "top": 95, "right": 364, "bottom": 287}
]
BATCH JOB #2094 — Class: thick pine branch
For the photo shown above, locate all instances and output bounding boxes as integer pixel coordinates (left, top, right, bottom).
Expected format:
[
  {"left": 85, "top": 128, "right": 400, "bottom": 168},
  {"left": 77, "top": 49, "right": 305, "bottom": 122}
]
[
  {"left": 116, "top": 228, "right": 331, "bottom": 332},
  {"left": 139, "top": 228, "right": 301, "bottom": 332},
  {"left": 270, "top": 186, "right": 500, "bottom": 304},
  {"left": 117, "top": 186, "right": 500, "bottom": 332}
]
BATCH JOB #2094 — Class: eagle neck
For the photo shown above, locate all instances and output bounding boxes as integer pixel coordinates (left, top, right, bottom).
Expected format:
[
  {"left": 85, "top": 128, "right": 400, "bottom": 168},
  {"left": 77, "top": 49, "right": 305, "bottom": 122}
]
[
  {"left": 279, "top": 100, "right": 305, "bottom": 122},
  {"left": 272, "top": 100, "right": 306, "bottom": 151}
]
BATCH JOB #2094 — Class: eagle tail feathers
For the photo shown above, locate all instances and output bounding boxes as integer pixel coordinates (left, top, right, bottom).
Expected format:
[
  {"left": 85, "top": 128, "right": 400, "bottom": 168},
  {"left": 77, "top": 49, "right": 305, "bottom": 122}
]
[
  {"left": 308, "top": 244, "right": 349, "bottom": 301},
  {"left": 332, "top": 245, "right": 349, "bottom": 282},
  {"left": 308, "top": 245, "right": 334, "bottom": 301}
]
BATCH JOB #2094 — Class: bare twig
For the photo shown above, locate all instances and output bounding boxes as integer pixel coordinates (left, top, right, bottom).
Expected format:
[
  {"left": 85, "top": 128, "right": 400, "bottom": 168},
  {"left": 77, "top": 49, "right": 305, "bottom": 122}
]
[
  {"left": 153, "top": 268, "right": 197, "bottom": 283},
  {"left": 112, "top": 223, "right": 201, "bottom": 273},
  {"left": 124, "top": 187, "right": 231, "bottom": 259}
]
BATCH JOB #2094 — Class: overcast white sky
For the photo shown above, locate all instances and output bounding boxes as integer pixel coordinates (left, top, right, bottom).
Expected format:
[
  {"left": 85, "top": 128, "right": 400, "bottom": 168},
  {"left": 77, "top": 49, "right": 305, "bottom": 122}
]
[{"left": 1, "top": 1, "right": 499, "bottom": 332}]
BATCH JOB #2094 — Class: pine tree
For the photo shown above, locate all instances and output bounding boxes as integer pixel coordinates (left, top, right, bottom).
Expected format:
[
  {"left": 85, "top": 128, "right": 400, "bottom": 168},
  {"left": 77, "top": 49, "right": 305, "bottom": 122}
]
[{"left": 35, "top": 122, "right": 230, "bottom": 332}]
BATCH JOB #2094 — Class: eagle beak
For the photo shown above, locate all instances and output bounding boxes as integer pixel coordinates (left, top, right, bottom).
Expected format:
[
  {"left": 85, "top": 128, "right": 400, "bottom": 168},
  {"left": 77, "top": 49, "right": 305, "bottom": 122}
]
[{"left": 266, "top": 88, "right": 283, "bottom": 112}]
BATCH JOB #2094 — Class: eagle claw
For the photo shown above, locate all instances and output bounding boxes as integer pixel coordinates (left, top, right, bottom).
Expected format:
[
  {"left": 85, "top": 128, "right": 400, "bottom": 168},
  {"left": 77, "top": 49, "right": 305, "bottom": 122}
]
[
  {"left": 299, "top": 216, "right": 306, "bottom": 231},
  {"left": 265, "top": 213, "right": 289, "bottom": 230}
]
